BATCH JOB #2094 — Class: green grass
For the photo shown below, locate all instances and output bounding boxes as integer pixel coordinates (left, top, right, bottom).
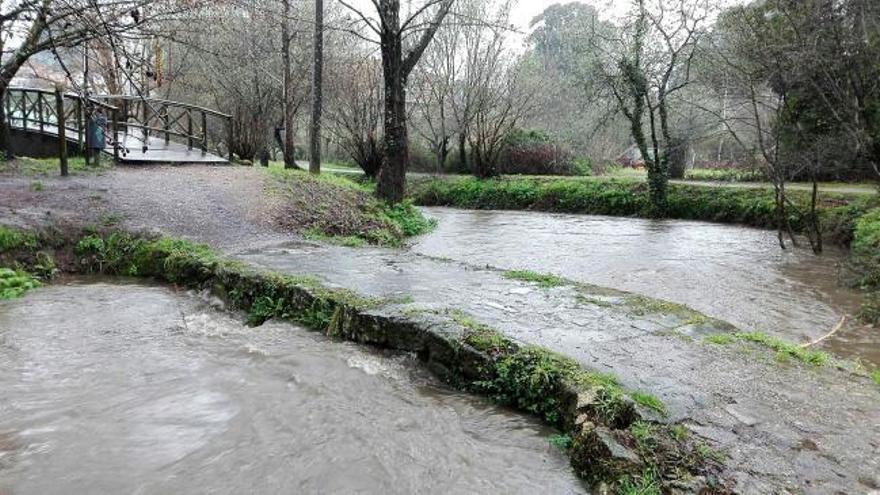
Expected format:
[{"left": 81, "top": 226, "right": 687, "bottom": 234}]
[
  {"left": 503, "top": 269, "right": 567, "bottom": 288},
  {"left": 0, "top": 267, "right": 40, "bottom": 299},
  {"left": 705, "top": 334, "right": 737, "bottom": 345},
  {"left": 617, "top": 468, "right": 661, "bottom": 495},
  {"left": 670, "top": 424, "right": 689, "bottom": 441},
  {"left": 871, "top": 369, "right": 880, "bottom": 386},
  {"left": 703, "top": 331, "right": 830, "bottom": 366},
  {"left": 0, "top": 156, "right": 109, "bottom": 176},
  {"left": 630, "top": 391, "right": 667, "bottom": 416}
]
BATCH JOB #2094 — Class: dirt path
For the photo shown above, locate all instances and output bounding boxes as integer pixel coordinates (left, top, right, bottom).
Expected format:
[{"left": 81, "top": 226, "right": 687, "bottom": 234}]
[{"left": 1, "top": 165, "right": 878, "bottom": 494}]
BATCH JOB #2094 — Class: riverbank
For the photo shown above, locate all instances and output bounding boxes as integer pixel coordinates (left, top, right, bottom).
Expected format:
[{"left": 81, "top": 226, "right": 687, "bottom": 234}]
[{"left": 1, "top": 165, "right": 878, "bottom": 493}]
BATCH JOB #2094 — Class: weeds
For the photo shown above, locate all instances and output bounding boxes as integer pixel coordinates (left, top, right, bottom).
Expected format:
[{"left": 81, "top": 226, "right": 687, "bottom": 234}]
[
  {"left": 548, "top": 433, "right": 572, "bottom": 451},
  {"left": 631, "top": 391, "right": 667, "bottom": 416},
  {"left": 703, "top": 331, "right": 829, "bottom": 366},
  {"left": 617, "top": 468, "right": 661, "bottom": 495},
  {"left": 0, "top": 267, "right": 40, "bottom": 299},
  {"left": 503, "top": 269, "right": 567, "bottom": 288}
]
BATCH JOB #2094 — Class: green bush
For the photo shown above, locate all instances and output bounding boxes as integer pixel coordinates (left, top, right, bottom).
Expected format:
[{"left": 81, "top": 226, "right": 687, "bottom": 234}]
[{"left": 852, "top": 208, "right": 880, "bottom": 289}]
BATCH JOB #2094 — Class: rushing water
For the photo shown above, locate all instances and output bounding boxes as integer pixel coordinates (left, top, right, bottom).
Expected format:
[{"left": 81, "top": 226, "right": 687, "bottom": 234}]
[
  {"left": 0, "top": 280, "right": 584, "bottom": 494},
  {"left": 413, "top": 207, "right": 875, "bottom": 365}
]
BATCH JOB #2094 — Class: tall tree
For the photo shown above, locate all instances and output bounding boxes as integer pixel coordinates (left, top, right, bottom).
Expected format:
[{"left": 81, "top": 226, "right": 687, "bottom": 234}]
[
  {"left": 339, "top": 0, "right": 454, "bottom": 202},
  {"left": 582, "top": 0, "right": 706, "bottom": 213},
  {"left": 309, "top": 0, "right": 323, "bottom": 174},
  {"left": 281, "top": 0, "right": 296, "bottom": 168}
]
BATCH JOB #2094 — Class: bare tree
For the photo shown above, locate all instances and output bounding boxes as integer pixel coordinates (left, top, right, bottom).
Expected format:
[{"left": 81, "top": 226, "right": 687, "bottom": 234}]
[
  {"left": 325, "top": 52, "right": 383, "bottom": 177},
  {"left": 309, "top": 0, "right": 324, "bottom": 174},
  {"left": 281, "top": 0, "right": 296, "bottom": 168},
  {"left": 583, "top": 0, "right": 707, "bottom": 213},
  {"left": 338, "top": 0, "right": 454, "bottom": 202}
]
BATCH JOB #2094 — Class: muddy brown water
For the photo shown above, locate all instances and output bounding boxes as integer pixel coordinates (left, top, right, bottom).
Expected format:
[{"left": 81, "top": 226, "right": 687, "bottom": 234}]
[
  {"left": 0, "top": 280, "right": 585, "bottom": 494},
  {"left": 413, "top": 207, "right": 876, "bottom": 366}
]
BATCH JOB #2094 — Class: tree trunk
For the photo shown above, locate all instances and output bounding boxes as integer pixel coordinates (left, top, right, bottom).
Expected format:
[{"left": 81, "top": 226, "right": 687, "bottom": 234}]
[
  {"left": 0, "top": 84, "right": 11, "bottom": 160},
  {"left": 309, "top": 0, "right": 323, "bottom": 174},
  {"left": 281, "top": 0, "right": 296, "bottom": 169},
  {"left": 379, "top": 72, "right": 408, "bottom": 202},
  {"left": 377, "top": 6, "right": 408, "bottom": 203},
  {"left": 458, "top": 131, "right": 467, "bottom": 171}
]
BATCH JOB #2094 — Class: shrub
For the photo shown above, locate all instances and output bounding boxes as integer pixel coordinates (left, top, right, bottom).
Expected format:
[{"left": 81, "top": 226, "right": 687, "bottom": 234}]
[{"left": 500, "top": 128, "right": 576, "bottom": 175}]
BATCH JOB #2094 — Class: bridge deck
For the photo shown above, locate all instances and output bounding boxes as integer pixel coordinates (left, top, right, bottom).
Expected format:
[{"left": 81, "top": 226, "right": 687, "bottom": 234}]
[{"left": 8, "top": 119, "right": 228, "bottom": 164}]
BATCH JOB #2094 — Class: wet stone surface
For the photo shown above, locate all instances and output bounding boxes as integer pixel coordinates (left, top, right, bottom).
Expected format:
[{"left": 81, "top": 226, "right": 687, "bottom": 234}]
[
  {"left": 413, "top": 207, "right": 872, "bottom": 366},
  {"left": 0, "top": 280, "right": 585, "bottom": 494}
]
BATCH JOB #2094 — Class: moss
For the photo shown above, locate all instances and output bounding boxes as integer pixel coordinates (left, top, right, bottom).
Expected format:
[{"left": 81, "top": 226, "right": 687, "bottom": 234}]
[
  {"left": 0, "top": 267, "right": 40, "bottom": 299},
  {"left": 503, "top": 269, "right": 567, "bottom": 288},
  {"left": 871, "top": 369, "right": 880, "bottom": 386}
]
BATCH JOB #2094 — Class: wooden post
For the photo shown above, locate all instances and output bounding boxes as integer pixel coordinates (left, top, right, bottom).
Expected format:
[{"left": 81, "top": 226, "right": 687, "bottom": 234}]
[
  {"left": 112, "top": 107, "right": 120, "bottom": 162},
  {"left": 142, "top": 101, "right": 150, "bottom": 142},
  {"left": 37, "top": 92, "right": 44, "bottom": 132},
  {"left": 226, "top": 116, "right": 233, "bottom": 162},
  {"left": 163, "top": 104, "right": 170, "bottom": 145},
  {"left": 187, "top": 109, "right": 193, "bottom": 149},
  {"left": 55, "top": 87, "right": 68, "bottom": 177},
  {"left": 84, "top": 101, "right": 91, "bottom": 168},
  {"left": 76, "top": 99, "right": 83, "bottom": 152},
  {"left": 21, "top": 92, "right": 27, "bottom": 130},
  {"left": 201, "top": 111, "right": 207, "bottom": 154}
]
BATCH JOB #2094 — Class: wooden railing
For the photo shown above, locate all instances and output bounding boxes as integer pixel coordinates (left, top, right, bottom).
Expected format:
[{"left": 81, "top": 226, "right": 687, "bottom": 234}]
[
  {"left": 3, "top": 87, "right": 233, "bottom": 163},
  {"left": 4, "top": 87, "right": 118, "bottom": 158},
  {"left": 92, "top": 94, "right": 233, "bottom": 160}
]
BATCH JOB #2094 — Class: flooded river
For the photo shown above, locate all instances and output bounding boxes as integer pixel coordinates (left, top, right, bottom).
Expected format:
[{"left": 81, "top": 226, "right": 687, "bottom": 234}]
[
  {"left": 414, "top": 208, "right": 875, "bottom": 365},
  {"left": 0, "top": 280, "right": 584, "bottom": 494}
]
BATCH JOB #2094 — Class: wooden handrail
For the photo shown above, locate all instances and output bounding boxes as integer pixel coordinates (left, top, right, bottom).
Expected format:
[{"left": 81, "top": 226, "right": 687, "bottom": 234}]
[
  {"left": 7, "top": 86, "right": 118, "bottom": 111},
  {"left": 92, "top": 94, "right": 231, "bottom": 119}
]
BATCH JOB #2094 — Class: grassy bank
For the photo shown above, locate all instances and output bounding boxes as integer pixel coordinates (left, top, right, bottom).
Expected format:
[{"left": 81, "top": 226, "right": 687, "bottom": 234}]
[
  {"left": 266, "top": 168, "right": 435, "bottom": 247},
  {"left": 410, "top": 176, "right": 877, "bottom": 242},
  {"left": 0, "top": 223, "right": 728, "bottom": 493}
]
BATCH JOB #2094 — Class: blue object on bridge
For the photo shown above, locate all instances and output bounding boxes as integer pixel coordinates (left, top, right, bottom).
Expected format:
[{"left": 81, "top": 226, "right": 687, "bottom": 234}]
[{"left": 88, "top": 111, "right": 107, "bottom": 150}]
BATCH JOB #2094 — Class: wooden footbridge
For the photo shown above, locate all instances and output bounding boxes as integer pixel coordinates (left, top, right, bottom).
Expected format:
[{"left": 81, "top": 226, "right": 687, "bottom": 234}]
[{"left": 3, "top": 87, "right": 233, "bottom": 164}]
